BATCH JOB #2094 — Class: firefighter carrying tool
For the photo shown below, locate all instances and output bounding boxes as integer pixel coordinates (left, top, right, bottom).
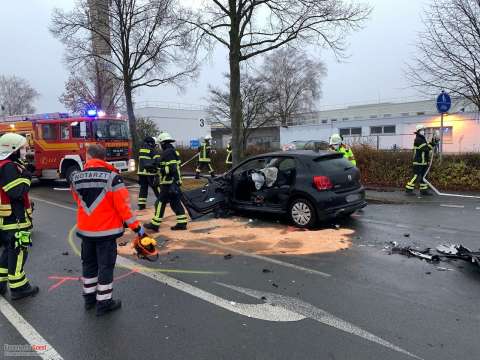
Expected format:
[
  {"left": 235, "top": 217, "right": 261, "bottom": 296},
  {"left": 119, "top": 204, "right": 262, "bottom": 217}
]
[
  {"left": 71, "top": 144, "right": 145, "bottom": 316},
  {"left": 0, "top": 133, "right": 39, "bottom": 300},
  {"left": 329, "top": 134, "right": 357, "bottom": 166},
  {"left": 195, "top": 135, "right": 215, "bottom": 178},
  {"left": 137, "top": 136, "right": 160, "bottom": 210},
  {"left": 145, "top": 132, "right": 188, "bottom": 232}
]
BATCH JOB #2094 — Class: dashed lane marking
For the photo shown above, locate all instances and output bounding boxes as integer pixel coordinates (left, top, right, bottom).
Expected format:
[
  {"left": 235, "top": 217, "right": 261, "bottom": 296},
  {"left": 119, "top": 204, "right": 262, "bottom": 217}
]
[
  {"left": 439, "top": 204, "right": 465, "bottom": 209},
  {"left": 35, "top": 197, "right": 331, "bottom": 278},
  {"left": 0, "top": 297, "right": 64, "bottom": 359}
]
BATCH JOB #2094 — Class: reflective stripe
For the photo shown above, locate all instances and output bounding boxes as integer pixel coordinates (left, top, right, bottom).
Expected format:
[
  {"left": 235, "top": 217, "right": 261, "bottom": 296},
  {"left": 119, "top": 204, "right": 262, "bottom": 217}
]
[
  {"left": 9, "top": 272, "right": 25, "bottom": 281},
  {"left": 138, "top": 198, "right": 147, "bottom": 205},
  {"left": 139, "top": 149, "right": 151, "bottom": 154},
  {"left": 0, "top": 217, "right": 32, "bottom": 231},
  {"left": 97, "top": 283, "right": 113, "bottom": 291},
  {"left": 83, "top": 277, "right": 98, "bottom": 285},
  {"left": 3, "top": 178, "right": 31, "bottom": 192},
  {"left": 74, "top": 182, "right": 107, "bottom": 190},
  {"left": 0, "top": 278, "right": 7, "bottom": 283},
  {"left": 125, "top": 216, "right": 137, "bottom": 225},
  {"left": 112, "top": 183, "right": 126, "bottom": 191},
  {"left": 151, "top": 218, "right": 162, "bottom": 225},
  {"left": 0, "top": 268, "right": 7, "bottom": 274},
  {"left": 138, "top": 156, "right": 152, "bottom": 160},
  {"left": 83, "top": 286, "right": 97, "bottom": 294},
  {"left": 15, "top": 251, "right": 24, "bottom": 276},
  {"left": 77, "top": 228, "right": 124, "bottom": 237},
  {"left": 96, "top": 293, "right": 112, "bottom": 301},
  {"left": 9, "top": 277, "right": 28, "bottom": 289}
]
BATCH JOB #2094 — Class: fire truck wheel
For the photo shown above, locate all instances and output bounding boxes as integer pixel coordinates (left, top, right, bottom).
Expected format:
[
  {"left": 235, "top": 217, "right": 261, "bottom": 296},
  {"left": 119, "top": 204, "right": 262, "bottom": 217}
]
[{"left": 65, "top": 164, "right": 80, "bottom": 183}]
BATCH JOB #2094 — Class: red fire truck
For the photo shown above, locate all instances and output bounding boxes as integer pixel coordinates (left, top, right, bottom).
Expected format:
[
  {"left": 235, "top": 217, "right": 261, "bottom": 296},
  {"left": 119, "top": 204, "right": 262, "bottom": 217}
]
[{"left": 0, "top": 111, "right": 135, "bottom": 180}]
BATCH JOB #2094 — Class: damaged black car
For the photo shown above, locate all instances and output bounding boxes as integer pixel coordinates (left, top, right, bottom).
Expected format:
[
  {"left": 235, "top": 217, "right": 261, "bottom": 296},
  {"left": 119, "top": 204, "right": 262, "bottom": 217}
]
[{"left": 182, "top": 150, "right": 367, "bottom": 228}]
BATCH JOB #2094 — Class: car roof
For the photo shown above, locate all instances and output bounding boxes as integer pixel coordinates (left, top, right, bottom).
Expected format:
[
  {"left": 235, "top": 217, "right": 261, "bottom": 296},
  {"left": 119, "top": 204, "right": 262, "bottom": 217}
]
[{"left": 253, "top": 150, "right": 340, "bottom": 159}]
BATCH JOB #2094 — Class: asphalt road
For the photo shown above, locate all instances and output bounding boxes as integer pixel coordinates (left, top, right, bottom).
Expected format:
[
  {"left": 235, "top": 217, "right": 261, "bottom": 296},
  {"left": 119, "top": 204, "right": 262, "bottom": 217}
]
[{"left": 1, "top": 183, "right": 479, "bottom": 360}]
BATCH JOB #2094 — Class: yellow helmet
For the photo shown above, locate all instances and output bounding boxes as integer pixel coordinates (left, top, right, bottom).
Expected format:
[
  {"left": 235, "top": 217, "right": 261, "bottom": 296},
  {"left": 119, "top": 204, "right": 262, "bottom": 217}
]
[{"left": 0, "top": 133, "right": 27, "bottom": 160}]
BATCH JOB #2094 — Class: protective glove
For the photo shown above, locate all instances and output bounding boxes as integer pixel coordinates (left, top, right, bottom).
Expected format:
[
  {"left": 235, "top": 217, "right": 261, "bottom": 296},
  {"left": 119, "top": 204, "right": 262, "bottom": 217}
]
[
  {"left": 14, "top": 231, "right": 32, "bottom": 249},
  {"left": 134, "top": 225, "right": 146, "bottom": 238}
]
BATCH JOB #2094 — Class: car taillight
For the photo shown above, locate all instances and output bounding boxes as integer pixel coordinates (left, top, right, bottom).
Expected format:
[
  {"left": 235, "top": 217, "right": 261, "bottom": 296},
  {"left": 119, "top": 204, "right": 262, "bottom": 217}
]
[{"left": 313, "top": 176, "right": 333, "bottom": 191}]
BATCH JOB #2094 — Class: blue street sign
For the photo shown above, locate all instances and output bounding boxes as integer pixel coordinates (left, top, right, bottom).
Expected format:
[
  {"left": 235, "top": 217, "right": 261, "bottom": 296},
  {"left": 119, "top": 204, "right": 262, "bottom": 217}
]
[
  {"left": 190, "top": 139, "right": 200, "bottom": 149},
  {"left": 436, "top": 90, "right": 451, "bottom": 113}
]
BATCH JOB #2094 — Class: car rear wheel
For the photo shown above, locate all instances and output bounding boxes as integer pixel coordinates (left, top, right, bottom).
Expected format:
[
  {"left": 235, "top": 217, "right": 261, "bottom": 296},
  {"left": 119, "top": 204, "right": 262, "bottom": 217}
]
[{"left": 289, "top": 198, "right": 317, "bottom": 228}]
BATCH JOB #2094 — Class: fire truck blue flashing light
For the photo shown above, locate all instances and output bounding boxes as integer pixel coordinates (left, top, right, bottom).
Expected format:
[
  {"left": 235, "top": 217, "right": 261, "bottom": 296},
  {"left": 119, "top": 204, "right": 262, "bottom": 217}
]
[{"left": 86, "top": 109, "right": 97, "bottom": 117}]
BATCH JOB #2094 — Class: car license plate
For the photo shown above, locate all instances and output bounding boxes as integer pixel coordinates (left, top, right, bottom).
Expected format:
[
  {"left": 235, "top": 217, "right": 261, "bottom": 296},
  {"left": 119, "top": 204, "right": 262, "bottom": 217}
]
[{"left": 346, "top": 193, "right": 361, "bottom": 203}]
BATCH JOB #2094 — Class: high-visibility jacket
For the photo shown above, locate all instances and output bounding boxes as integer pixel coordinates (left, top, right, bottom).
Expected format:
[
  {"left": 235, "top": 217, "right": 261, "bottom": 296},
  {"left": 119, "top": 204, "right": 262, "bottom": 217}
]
[
  {"left": 198, "top": 142, "right": 212, "bottom": 163},
  {"left": 412, "top": 133, "right": 433, "bottom": 166},
  {"left": 158, "top": 144, "right": 182, "bottom": 186},
  {"left": 225, "top": 145, "right": 232, "bottom": 165},
  {"left": 0, "top": 159, "right": 32, "bottom": 231},
  {"left": 338, "top": 145, "right": 357, "bottom": 166},
  {"left": 71, "top": 159, "right": 140, "bottom": 240},
  {"left": 137, "top": 144, "right": 160, "bottom": 176}
]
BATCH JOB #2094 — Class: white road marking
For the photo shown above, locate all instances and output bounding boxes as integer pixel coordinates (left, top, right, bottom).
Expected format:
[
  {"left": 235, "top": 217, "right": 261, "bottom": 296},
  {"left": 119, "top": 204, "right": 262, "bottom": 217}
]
[
  {"left": 0, "top": 297, "right": 64, "bottom": 360},
  {"left": 32, "top": 197, "right": 331, "bottom": 278},
  {"left": 188, "top": 238, "right": 331, "bottom": 278},
  {"left": 30, "top": 197, "right": 76, "bottom": 212},
  {"left": 439, "top": 204, "right": 465, "bottom": 209},
  {"left": 476, "top": 207, "right": 480, "bottom": 211},
  {"left": 360, "top": 218, "right": 458, "bottom": 235},
  {"left": 218, "top": 283, "right": 423, "bottom": 360}
]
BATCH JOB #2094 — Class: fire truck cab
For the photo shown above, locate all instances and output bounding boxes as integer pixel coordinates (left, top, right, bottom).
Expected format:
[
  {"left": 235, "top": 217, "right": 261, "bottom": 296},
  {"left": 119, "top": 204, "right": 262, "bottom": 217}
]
[{"left": 0, "top": 112, "right": 135, "bottom": 181}]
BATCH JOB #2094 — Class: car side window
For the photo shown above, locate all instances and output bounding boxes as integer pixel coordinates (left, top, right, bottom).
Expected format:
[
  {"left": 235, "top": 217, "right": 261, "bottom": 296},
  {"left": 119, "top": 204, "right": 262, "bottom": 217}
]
[
  {"left": 234, "top": 158, "right": 268, "bottom": 176},
  {"left": 40, "top": 124, "right": 58, "bottom": 140},
  {"left": 278, "top": 158, "right": 296, "bottom": 171}
]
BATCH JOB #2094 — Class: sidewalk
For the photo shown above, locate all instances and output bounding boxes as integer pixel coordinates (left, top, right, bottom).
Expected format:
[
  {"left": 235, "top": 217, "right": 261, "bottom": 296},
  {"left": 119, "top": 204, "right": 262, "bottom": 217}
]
[{"left": 365, "top": 187, "right": 480, "bottom": 205}]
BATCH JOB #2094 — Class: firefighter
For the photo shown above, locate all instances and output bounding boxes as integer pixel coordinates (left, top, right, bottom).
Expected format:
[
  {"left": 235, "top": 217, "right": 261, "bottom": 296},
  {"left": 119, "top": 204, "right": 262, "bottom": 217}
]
[
  {"left": 145, "top": 133, "right": 188, "bottom": 232},
  {"left": 195, "top": 135, "right": 215, "bottom": 178},
  {"left": 71, "top": 144, "right": 145, "bottom": 316},
  {"left": 405, "top": 125, "right": 437, "bottom": 196},
  {"left": 225, "top": 142, "right": 233, "bottom": 169},
  {"left": 0, "top": 133, "right": 38, "bottom": 300},
  {"left": 329, "top": 134, "right": 357, "bottom": 166},
  {"left": 137, "top": 136, "right": 160, "bottom": 210}
]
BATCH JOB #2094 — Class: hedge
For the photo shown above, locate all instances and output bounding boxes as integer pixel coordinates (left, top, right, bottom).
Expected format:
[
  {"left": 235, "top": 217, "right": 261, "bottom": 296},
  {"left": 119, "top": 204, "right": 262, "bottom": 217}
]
[{"left": 168, "top": 146, "right": 480, "bottom": 192}]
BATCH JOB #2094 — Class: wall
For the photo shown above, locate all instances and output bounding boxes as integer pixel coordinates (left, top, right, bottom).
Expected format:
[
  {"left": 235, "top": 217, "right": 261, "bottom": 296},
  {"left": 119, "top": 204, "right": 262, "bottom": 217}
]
[{"left": 135, "top": 106, "right": 211, "bottom": 147}]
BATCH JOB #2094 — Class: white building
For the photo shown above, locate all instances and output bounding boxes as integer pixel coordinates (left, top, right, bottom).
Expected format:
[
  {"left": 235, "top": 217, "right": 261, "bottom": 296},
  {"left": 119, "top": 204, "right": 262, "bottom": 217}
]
[
  {"left": 135, "top": 102, "right": 211, "bottom": 147},
  {"left": 281, "top": 99, "right": 480, "bottom": 153}
]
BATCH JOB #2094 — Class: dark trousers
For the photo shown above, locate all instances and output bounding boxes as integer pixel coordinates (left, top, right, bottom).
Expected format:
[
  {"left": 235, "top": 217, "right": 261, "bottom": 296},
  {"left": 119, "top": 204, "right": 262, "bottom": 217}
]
[
  {"left": 151, "top": 185, "right": 187, "bottom": 226},
  {"left": 196, "top": 161, "right": 214, "bottom": 175},
  {"left": 406, "top": 165, "right": 429, "bottom": 191},
  {"left": 81, "top": 239, "right": 117, "bottom": 303},
  {"left": 138, "top": 175, "right": 160, "bottom": 206},
  {"left": 0, "top": 231, "right": 30, "bottom": 292}
]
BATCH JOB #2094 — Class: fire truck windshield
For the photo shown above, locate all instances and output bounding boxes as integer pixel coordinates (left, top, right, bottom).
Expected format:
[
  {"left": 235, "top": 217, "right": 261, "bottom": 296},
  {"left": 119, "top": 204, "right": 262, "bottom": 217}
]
[{"left": 93, "top": 119, "right": 130, "bottom": 140}]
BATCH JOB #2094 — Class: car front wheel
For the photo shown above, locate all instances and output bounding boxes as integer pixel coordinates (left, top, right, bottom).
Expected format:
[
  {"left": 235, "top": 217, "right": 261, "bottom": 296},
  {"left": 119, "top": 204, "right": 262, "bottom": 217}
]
[{"left": 289, "top": 198, "right": 317, "bottom": 228}]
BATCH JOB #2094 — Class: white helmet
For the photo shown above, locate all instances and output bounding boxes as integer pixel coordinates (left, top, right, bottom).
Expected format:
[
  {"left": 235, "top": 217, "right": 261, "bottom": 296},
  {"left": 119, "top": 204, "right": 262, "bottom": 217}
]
[
  {"left": 157, "top": 132, "right": 175, "bottom": 143},
  {"left": 0, "top": 133, "right": 27, "bottom": 160},
  {"left": 416, "top": 124, "right": 425, "bottom": 132},
  {"left": 204, "top": 135, "right": 212, "bottom": 141},
  {"left": 329, "top": 133, "right": 343, "bottom": 146}
]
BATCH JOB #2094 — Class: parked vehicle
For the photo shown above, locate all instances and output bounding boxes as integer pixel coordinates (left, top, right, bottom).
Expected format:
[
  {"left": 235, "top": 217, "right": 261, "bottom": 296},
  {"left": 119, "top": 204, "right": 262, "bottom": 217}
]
[
  {"left": 283, "top": 140, "right": 330, "bottom": 152},
  {"left": 0, "top": 111, "right": 135, "bottom": 180},
  {"left": 182, "top": 150, "right": 366, "bottom": 228}
]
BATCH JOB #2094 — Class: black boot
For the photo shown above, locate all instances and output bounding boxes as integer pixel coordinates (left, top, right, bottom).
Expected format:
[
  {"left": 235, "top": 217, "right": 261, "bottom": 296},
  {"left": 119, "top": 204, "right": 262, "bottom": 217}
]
[
  {"left": 11, "top": 284, "right": 39, "bottom": 300},
  {"left": 170, "top": 223, "right": 187, "bottom": 231},
  {"left": 144, "top": 223, "right": 159, "bottom": 232},
  {"left": 210, "top": 172, "right": 215, "bottom": 178},
  {"left": 138, "top": 204, "right": 146, "bottom": 210},
  {"left": 405, "top": 189, "right": 415, "bottom": 196},
  {"left": 195, "top": 173, "right": 200, "bottom": 179},
  {"left": 420, "top": 189, "right": 433, "bottom": 196},
  {"left": 0, "top": 282, "right": 6, "bottom": 296},
  {"left": 84, "top": 294, "right": 96, "bottom": 310},
  {"left": 96, "top": 299, "right": 122, "bottom": 317}
]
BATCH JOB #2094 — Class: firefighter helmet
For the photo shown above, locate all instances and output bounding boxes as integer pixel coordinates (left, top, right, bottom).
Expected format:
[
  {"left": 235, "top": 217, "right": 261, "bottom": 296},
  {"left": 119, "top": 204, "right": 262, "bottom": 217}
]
[
  {"left": 157, "top": 132, "right": 175, "bottom": 144},
  {"left": 329, "top": 133, "right": 343, "bottom": 146},
  {"left": 204, "top": 135, "right": 212, "bottom": 141},
  {"left": 415, "top": 124, "right": 425, "bottom": 132},
  {"left": 144, "top": 136, "right": 156, "bottom": 146},
  {"left": 0, "top": 133, "right": 27, "bottom": 160},
  {"left": 132, "top": 236, "right": 159, "bottom": 261}
]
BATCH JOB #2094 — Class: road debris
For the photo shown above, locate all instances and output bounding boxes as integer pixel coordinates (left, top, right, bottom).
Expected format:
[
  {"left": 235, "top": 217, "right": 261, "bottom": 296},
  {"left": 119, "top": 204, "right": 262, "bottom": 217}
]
[
  {"left": 262, "top": 268, "right": 272, "bottom": 273},
  {"left": 403, "top": 233, "right": 410, "bottom": 238},
  {"left": 224, "top": 254, "right": 233, "bottom": 260},
  {"left": 272, "top": 283, "right": 279, "bottom": 288},
  {"left": 61, "top": 251, "right": 69, "bottom": 256}
]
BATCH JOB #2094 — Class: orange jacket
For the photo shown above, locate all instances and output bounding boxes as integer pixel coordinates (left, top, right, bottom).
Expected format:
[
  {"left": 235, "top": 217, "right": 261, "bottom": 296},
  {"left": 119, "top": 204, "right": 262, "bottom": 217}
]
[{"left": 71, "top": 159, "right": 140, "bottom": 240}]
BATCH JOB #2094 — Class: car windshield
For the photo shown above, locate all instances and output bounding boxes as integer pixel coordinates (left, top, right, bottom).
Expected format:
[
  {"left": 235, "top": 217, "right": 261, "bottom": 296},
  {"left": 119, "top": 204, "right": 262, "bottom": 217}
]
[{"left": 94, "top": 119, "right": 130, "bottom": 140}]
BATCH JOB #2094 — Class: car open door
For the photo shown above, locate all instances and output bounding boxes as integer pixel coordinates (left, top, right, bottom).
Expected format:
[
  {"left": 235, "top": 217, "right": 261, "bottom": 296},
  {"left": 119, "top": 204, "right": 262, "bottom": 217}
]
[{"left": 181, "top": 176, "right": 231, "bottom": 219}]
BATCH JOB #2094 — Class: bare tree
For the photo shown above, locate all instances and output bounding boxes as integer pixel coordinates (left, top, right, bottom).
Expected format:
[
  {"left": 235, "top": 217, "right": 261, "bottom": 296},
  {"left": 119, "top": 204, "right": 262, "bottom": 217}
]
[
  {"left": 207, "top": 74, "right": 276, "bottom": 152},
  {"left": 59, "top": 59, "right": 125, "bottom": 113},
  {"left": 261, "top": 48, "right": 326, "bottom": 126},
  {"left": 188, "top": 0, "right": 370, "bottom": 163},
  {"left": 0, "top": 75, "right": 40, "bottom": 115},
  {"left": 408, "top": 0, "right": 480, "bottom": 110},
  {"left": 51, "top": 0, "right": 199, "bottom": 147}
]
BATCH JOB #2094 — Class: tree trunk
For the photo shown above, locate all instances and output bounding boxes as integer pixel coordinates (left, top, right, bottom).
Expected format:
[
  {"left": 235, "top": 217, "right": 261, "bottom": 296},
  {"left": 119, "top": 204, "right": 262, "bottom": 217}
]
[
  {"left": 124, "top": 83, "right": 138, "bottom": 155},
  {"left": 229, "top": 11, "right": 243, "bottom": 164}
]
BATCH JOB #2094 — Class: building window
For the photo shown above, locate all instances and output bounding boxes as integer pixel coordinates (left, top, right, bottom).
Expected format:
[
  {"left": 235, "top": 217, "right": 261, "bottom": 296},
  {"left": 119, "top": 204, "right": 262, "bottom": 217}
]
[
  {"left": 425, "top": 126, "right": 453, "bottom": 143},
  {"left": 340, "top": 127, "right": 362, "bottom": 136},
  {"left": 369, "top": 115, "right": 378, "bottom": 119},
  {"left": 331, "top": 118, "right": 337, "bottom": 122},
  {"left": 342, "top": 117, "right": 349, "bottom": 121},
  {"left": 321, "top": 119, "right": 328, "bottom": 124},
  {"left": 417, "top": 112, "right": 426, "bottom": 115},
  {"left": 370, "top": 125, "right": 396, "bottom": 135},
  {"left": 383, "top": 114, "right": 392, "bottom": 118}
]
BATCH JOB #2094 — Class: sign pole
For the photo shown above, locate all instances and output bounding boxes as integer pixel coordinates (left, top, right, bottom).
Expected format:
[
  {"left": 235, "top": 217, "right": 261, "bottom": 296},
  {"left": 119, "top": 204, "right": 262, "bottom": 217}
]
[{"left": 439, "top": 112, "right": 444, "bottom": 161}]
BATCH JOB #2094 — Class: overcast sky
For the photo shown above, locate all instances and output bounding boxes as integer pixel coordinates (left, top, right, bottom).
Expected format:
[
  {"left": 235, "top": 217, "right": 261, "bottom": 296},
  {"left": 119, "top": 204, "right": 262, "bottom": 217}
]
[{"left": 0, "top": 0, "right": 429, "bottom": 113}]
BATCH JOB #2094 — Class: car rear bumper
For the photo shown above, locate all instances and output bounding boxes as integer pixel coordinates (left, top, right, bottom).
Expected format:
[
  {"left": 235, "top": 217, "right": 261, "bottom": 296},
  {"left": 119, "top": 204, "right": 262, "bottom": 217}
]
[{"left": 315, "top": 188, "right": 367, "bottom": 220}]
